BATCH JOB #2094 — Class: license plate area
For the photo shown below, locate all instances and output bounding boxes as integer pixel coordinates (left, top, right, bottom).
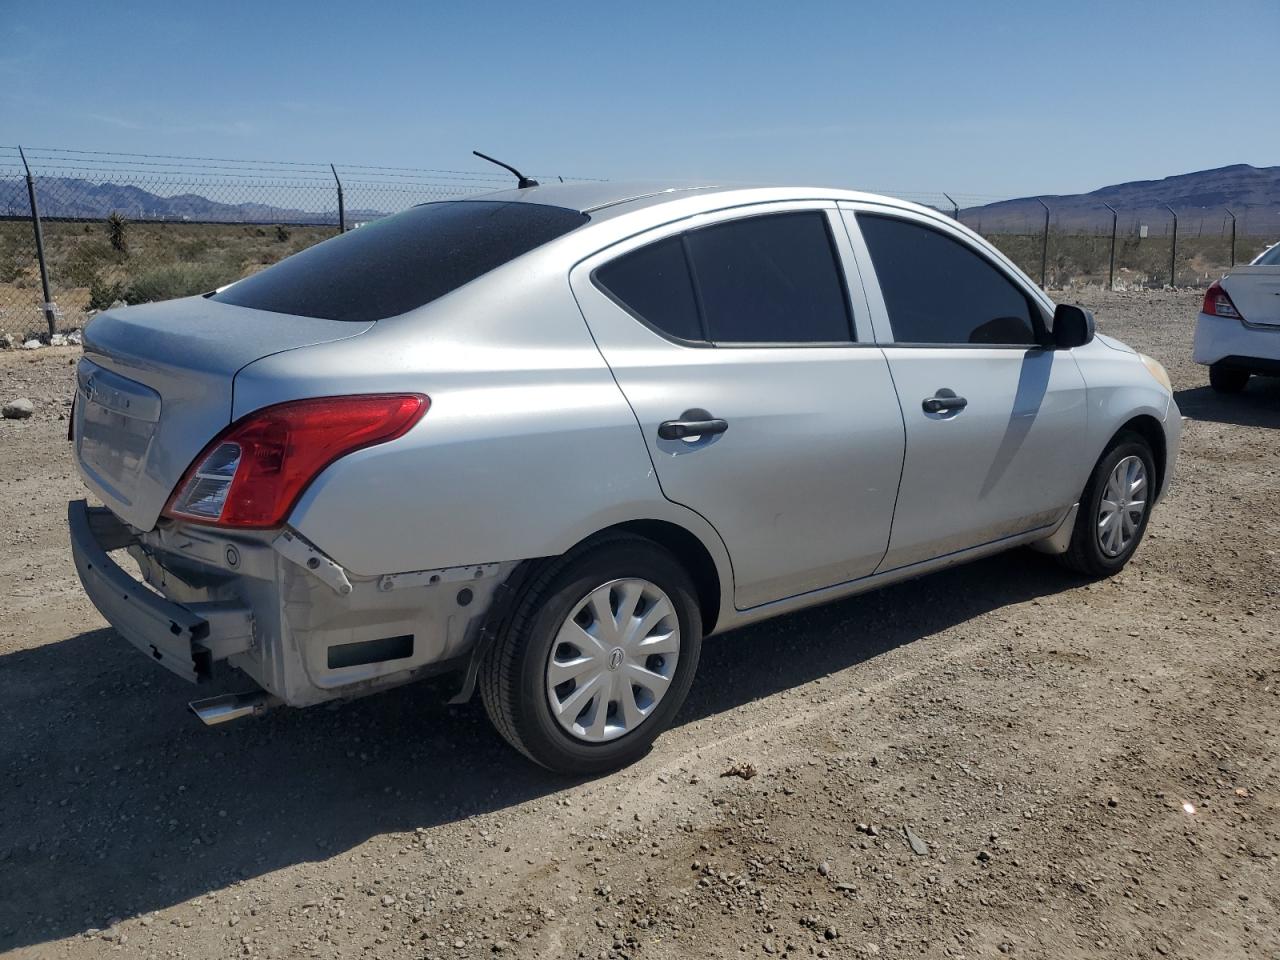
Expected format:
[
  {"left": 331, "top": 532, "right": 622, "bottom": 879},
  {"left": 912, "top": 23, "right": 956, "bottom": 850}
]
[{"left": 75, "top": 360, "right": 162, "bottom": 504}]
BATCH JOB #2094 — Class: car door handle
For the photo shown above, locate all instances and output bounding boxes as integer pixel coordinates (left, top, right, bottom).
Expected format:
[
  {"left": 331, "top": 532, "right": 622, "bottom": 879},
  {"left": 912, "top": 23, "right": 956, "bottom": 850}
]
[
  {"left": 658, "top": 409, "right": 728, "bottom": 441},
  {"left": 922, "top": 394, "right": 968, "bottom": 414}
]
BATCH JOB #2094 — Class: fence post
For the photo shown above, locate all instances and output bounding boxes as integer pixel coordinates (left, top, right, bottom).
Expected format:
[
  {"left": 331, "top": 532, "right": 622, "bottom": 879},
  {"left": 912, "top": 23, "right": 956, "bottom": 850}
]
[
  {"left": 1036, "top": 198, "right": 1050, "bottom": 288},
  {"left": 1101, "top": 201, "right": 1118, "bottom": 291},
  {"left": 943, "top": 192, "right": 959, "bottom": 221},
  {"left": 1163, "top": 204, "right": 1178, "bottom": 287},
  {"left": 330, "top": 164, "right": 346, "bottom": 234},
  {"left": 18, "top": 146, "right": 56, "bottom": 338},
  {"left": 1224, "top": 207, "right": 1236, "bottom": 266}
]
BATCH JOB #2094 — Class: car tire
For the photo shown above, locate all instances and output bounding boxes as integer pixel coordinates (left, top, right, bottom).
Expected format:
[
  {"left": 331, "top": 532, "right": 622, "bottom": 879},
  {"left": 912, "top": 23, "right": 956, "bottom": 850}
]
[
  {"left": 1209, "top": 364, "right": 1249, "bottom": 394},
  {"left": 1058, "top": 432, "right": 1157, "bottom": 579},
  {"left": 479, "top": 534, "right": 703, "bottom": 775}
]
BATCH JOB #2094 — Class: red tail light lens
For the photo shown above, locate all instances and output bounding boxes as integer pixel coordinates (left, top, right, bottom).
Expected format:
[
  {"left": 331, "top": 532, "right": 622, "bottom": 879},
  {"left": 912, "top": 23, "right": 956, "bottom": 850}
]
[
  {"left": 1202, "top": 280, "right": 1242, "bottom": 320},
  {"left": 164, "top": 394, "right": 428, "bottom": 528}
]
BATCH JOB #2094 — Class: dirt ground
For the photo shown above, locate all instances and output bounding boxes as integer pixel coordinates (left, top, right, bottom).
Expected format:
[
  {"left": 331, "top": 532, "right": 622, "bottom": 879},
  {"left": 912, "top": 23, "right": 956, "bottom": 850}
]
[{"left": 1, "top": 289, "right": 1276, "bottom": 960}]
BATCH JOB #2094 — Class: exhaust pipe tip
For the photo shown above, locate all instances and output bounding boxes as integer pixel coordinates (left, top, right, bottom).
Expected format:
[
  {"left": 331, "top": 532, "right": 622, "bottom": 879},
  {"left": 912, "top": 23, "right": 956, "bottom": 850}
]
[{"left": 189, "top": 691, "right": 276, "bottom": 726}]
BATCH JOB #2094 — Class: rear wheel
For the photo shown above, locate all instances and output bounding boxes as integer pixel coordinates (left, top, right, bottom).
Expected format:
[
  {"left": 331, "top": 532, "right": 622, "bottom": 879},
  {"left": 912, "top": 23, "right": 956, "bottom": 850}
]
[
  {"left": 479, "top": 535, "right": 702, "bottom": 774},
  {"left": 1059, "top": 433, "right": 1156, "bottom": 578},
  {"left": 1209, "top": 364, "right": 1249, "bottom": 394}
]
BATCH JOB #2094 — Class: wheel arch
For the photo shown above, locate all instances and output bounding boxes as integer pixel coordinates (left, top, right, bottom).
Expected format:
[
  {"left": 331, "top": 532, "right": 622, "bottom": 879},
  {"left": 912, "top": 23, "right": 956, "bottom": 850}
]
[
  {"left": 578, "top": 519, "right": 724, "bottom": 636},
  {"left": 1113, "top": 414, "right": 1167, "bottom": 502}
]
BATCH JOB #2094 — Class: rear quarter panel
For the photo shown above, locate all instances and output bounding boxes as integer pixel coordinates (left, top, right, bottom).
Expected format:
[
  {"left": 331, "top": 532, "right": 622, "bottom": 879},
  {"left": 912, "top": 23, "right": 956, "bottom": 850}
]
[{"left": 232, "top": 258, "right": 734, "bottom": 591}]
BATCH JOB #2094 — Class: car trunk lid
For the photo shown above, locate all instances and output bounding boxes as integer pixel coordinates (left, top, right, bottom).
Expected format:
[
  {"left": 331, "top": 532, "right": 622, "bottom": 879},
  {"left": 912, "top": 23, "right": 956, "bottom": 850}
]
[
  {"left": 74, "top": 296, "right": 373, "bottom": 531},
  {"left": 1221, "top": 266, "right": 1280, "bottom": 326}
]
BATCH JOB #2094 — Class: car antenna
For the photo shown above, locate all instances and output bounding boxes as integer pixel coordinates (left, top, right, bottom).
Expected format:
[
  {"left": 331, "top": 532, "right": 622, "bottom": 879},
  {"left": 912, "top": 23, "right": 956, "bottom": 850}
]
[{"left": 473, "top": 150, "right": 539, "bottom": 189}]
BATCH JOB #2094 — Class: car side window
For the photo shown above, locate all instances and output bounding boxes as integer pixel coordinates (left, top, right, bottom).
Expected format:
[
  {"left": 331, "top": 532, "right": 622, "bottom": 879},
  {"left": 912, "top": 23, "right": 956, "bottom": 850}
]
[
  {"left": 593, "top": 211, "right": 854, "bottom": 346},
  {"left": 686, "top": 212, "right": 852, "bottom": 343},
  {"left": 594, "top": 237, "right": 704, "bottom": 341},
  {"left": 857, "top": 213, "right": 1038, "bottom": 346}
]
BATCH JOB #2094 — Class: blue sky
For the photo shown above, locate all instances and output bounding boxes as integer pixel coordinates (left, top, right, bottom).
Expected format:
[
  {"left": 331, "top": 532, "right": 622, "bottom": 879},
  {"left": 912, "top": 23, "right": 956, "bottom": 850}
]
[{"left": 3, "top": 0, "right": 1278, "bottom": 200}]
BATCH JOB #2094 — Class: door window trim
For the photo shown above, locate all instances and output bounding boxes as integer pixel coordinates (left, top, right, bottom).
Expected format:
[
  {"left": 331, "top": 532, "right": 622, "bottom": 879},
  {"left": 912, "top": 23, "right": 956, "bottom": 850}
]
[
  {"left": 840, "top": 202, "right": 1053, "bottom": 348},
  {"left": 587, "top": 205, "right": 867, "bottom": 349}
]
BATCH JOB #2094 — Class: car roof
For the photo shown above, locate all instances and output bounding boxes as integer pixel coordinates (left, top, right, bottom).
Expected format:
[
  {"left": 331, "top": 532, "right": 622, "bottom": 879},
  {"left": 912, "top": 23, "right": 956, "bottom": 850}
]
[
  {"left": 462, "top": 180, "right": 724, "bottom": 214},
  {"left": 461, "top": 179, "right": 940, "bottom": 221}
]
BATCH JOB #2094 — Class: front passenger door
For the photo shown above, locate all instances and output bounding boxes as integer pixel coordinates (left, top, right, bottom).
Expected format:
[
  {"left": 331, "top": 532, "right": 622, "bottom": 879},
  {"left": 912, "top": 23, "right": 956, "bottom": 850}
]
[{"left": 843, "top": 207, "right": 1088, "bottom": 571}]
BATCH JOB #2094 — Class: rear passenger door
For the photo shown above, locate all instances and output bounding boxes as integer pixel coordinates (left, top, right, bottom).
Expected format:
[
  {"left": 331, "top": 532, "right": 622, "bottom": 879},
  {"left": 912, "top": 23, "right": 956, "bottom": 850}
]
[
  {"left": 841, "top": 204, "right": 1087, "bottom": 570},
  {"left": 571, "top": 203, "right": 906, "bottom": 610}
]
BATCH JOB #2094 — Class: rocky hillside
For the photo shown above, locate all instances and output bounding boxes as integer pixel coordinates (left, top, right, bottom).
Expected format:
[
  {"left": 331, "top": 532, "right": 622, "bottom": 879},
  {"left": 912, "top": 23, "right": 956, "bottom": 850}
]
[{"left": 963, "top": 164, "right": 1280, "bottom": 233}]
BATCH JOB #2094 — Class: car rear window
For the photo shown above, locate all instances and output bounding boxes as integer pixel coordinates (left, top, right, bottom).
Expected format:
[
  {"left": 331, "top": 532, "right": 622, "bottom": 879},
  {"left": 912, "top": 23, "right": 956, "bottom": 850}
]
[
  {"left": 594, "top": 236, "right": 704, "bottom": 341},
  {"left": 212, "top": 200, "right": 588, "bottom": 322},
  {"left": 1255, "top": 244, "right": 1280, "bottom": 266}
]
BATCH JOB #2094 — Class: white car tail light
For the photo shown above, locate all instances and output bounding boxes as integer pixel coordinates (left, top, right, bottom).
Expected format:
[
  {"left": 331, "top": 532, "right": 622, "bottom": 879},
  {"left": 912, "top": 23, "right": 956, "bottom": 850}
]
[{"left": 1202, "top": 280, "right": 1242, "bottom": 320}]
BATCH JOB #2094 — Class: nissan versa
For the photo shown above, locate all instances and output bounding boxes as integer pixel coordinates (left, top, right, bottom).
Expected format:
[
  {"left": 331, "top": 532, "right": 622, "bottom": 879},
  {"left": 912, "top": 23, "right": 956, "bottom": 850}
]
[{"left": 68, "top": 179, "right": 1181, "bottom": 773}]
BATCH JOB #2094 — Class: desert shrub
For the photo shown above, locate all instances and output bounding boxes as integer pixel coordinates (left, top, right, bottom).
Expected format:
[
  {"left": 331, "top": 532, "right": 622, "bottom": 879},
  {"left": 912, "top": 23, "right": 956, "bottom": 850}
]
[
  {"left": 119, "top": 263, "right": 232, "bottom": 304},
  {"left": 63, "top": 242, "right": 116, "bottom": 287},
  {"left": 88, "top": 277, "right": 126, "bottom": 311},
  {"left": 107, "top": 212, "right": 129, "bottom": 254},
  {"left": 64, "top": 258, "right": 101, "bottom": 289},
  {"left": 275, "top": 224, "right": 290, "bottom": 242},
  {"left": 0, "top": 257, "right": 23, "bottom": 284},
  {"left": 175, "top": 237, "right": 212, "bottom": 261}
]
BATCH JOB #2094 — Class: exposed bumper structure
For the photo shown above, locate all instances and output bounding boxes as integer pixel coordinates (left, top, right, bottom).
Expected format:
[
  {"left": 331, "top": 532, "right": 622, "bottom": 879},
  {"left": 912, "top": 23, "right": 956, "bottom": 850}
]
[
  {"left": 67, "top": 499, "right": 515, "bottom": 717},
  {"left": 68, "top": 500, "right": 254, "bottom": 683}
]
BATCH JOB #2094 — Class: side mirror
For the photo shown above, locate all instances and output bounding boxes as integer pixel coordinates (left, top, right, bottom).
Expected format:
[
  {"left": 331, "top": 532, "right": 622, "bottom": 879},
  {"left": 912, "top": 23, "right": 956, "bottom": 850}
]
[{"left": 1052, "top": 303, "right": 1095, "bottom": 348}]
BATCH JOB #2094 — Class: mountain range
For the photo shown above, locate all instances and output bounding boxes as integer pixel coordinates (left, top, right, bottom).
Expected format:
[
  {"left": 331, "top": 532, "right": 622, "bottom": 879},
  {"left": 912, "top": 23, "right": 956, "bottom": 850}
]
[
  {"left": 1, "top": 165, "right": 1276, "bottom": 233},
  {"left": 959, "top": 164, "right": 1279, "bottom": 232},
  {"left": 0, "top": 176, "right": 386, "bottom": 224}
]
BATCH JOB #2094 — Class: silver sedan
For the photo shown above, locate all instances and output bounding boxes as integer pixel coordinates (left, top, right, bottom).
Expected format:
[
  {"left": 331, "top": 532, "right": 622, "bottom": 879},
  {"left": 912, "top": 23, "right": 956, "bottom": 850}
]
[{"left": 68, "top": 180, "right": 1180, "bottom": 773}]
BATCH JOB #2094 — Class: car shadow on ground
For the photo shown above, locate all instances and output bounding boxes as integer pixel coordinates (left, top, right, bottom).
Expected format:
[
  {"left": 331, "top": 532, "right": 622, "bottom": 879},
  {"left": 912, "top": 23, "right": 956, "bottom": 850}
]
[
  {"left": 0, "top": 548, "right": 1079, "bottom": 951},
  {"left": 1175, "top": 380, "right": 1280, "bottom": 429}
]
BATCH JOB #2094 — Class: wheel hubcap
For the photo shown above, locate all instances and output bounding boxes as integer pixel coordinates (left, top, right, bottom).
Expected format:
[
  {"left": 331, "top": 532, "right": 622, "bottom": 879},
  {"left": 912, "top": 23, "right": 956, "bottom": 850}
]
[
  {"left": 1097, "top": 455, "right": 1148, "bottom": 557},
  {"left": 545, "top": 578, "right": 680, "bottom": 743}
]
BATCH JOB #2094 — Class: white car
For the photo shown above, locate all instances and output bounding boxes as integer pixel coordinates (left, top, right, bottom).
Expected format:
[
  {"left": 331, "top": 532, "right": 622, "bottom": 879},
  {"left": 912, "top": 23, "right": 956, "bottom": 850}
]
[{"left": 1194, "top": 241, "right": 1280, "bottom": 392}]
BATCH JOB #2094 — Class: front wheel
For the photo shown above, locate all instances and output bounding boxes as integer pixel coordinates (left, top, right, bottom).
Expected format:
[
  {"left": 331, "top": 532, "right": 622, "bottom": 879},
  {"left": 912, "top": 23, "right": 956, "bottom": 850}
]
[
  {"left": 1209, "top": 364, "right": 1249, "bottom": 394},
  {"left": 1058, "top": 433, "right": 1156, "bottom": 578},
  {"left": 479, "top": 535, "right": 702, "bottom": 774}
]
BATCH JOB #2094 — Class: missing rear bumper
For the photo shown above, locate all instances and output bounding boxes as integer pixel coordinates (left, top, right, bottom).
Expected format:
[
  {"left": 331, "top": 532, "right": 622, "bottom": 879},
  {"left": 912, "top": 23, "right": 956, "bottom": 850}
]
[{"left": 68, "top": 499, "right": 255, "bottom": 683}]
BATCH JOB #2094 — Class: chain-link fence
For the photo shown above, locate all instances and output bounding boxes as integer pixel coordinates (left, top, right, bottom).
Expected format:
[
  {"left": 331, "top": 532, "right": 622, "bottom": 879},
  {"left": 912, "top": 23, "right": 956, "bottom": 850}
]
[
  {"left": 2, "top": 147, "right": 1278, "bottom": 341},
  {"left": 0, "top": 146, "right": 576, "bottom": 340},
  {"left": 877, "top": 187, "right": 1280, "bottom": 291}
]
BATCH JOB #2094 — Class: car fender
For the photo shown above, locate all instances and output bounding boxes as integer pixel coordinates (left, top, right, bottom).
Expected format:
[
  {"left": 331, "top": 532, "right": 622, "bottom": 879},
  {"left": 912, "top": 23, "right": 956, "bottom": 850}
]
[{"left": 1071, "top": 338, "right": 1177, "bottom": 498}]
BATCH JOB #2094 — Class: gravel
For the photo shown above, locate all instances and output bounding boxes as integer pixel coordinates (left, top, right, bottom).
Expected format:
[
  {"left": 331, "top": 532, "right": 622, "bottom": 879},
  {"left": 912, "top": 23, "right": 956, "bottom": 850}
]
[{"left": 1, "top": 289, "right": 1277, "bottom": 959}]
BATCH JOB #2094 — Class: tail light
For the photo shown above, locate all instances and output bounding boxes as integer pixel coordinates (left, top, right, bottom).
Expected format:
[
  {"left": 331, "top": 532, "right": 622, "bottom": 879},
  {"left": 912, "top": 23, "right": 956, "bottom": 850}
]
[
  {"left": 164, "top": 394, "right": 428, "bottom": 528},
  {"left": 1202, "top": 280, "right": 1243, "bottom": 320}
]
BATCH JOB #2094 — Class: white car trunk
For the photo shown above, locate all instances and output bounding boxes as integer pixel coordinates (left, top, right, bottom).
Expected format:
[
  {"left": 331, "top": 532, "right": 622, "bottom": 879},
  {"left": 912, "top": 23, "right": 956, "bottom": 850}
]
[
  {"left": 1222, "top": 265, "right": 1280, "bottom": 326},
  {"left": 74, "top": 296, "right": 373, "bottom": 531}
]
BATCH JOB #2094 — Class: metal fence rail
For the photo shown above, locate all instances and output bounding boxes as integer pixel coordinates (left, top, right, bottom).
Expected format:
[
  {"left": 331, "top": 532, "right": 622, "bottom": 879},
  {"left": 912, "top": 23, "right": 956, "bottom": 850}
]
[{"left": 1, "top": 146, "right": 1277, "bottom": 341}]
